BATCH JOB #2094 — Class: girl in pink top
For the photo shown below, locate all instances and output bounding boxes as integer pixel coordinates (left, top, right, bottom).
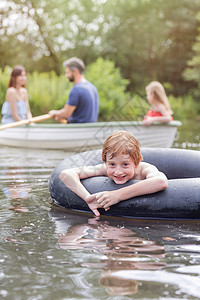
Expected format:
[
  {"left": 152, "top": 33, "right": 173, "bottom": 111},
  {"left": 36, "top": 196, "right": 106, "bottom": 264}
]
[{"left": 143, "top": 81, "right": 173, "bottom": 126}]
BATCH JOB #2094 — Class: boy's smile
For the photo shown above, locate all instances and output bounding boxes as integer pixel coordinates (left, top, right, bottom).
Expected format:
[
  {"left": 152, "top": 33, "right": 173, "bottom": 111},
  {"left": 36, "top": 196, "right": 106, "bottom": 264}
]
[{"left": 106, "top": 153, "right": 135, "bottom": 184}]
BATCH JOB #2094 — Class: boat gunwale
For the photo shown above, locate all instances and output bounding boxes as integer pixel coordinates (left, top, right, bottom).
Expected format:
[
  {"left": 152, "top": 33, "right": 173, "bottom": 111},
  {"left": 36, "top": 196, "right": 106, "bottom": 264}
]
[{"left": 4, "top": 120, "right": 182, "bottom": 129}]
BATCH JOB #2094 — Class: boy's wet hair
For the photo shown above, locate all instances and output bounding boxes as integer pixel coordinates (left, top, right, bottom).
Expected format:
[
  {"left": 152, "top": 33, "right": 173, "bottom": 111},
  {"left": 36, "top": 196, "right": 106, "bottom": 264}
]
[{"left": 102, "top": 130, "right": 143, "bottom": 167}]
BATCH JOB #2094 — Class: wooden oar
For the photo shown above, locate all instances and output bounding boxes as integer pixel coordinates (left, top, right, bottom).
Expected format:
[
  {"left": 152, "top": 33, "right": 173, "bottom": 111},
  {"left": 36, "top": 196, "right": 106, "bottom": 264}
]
[{"left": 0, "top": 114, "right": 67, "bottom": 130}]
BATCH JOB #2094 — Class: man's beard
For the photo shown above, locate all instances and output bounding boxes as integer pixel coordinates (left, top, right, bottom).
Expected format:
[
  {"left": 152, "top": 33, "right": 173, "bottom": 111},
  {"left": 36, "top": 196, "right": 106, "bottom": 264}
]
[{"left": 69, "top": 74, "right": 75, "bottom": 82}]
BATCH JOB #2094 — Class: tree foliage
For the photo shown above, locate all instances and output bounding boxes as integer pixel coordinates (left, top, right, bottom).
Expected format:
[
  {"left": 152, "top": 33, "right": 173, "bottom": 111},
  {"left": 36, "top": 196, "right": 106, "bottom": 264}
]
[
  {"left": 183, "top": 11, "right": 200, "bottom": 97},
  {"left": 0, "top": 0, "right": 200, "bottom": 97}
]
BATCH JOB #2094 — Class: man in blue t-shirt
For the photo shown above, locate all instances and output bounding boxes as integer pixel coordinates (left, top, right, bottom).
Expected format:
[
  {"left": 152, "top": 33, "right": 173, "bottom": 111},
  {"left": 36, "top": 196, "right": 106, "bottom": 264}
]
[{"left": 49, "top": 57, "right": 99, "bottom": 123}]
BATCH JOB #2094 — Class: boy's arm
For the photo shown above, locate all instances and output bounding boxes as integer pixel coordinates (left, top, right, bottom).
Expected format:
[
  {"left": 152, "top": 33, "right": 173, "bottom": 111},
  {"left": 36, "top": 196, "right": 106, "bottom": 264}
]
[
  {"left": 133, "top": 162, "right": 168, "bottom": 194},
  {"left": 59, "top": 164, "right": 107, "bottom": 216},
  {"left": 94, "top": 162, "right": 168, "bottom": 209}
]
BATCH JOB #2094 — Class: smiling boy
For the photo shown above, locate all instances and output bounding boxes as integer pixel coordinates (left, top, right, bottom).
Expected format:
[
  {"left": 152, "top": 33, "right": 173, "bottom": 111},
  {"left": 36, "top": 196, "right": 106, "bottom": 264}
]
[{"left": 59, "top": 131, "right": 168, "bottom": 216}]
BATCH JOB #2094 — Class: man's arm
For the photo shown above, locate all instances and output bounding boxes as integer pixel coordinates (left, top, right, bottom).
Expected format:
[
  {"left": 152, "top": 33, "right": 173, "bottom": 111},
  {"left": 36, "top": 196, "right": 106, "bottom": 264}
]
[{"left": 49, "top": 104, "right": 76, "bottom": 122}]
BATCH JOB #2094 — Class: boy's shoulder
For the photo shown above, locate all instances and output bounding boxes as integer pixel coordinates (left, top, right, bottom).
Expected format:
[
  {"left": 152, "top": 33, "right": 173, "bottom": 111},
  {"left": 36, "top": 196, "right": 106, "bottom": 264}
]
[
  {"left": 139, "top": 161, "right": 158, "bottom": 170},
  {"left": 138, "top": 161, "right": 152, "bottom": 168},
  {"left": 135, "top": 162, "right": 158, "bottom": 179}
]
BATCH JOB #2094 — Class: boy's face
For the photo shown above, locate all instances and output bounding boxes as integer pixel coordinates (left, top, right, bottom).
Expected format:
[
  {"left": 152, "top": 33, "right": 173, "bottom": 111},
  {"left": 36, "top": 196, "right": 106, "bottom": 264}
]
[{"left": 105, "top": 152, "right": 135, "bottom": 184}]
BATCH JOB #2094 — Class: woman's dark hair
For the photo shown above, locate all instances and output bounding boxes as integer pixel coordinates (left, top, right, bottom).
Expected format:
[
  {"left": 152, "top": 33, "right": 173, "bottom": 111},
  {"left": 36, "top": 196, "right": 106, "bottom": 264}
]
[{"left": 8, "top": 65, "right": 26, "bottom": 88}]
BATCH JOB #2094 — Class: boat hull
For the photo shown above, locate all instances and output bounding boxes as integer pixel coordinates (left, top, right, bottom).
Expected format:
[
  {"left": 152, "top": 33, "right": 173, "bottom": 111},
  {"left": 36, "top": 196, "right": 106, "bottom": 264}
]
[{"left": 0, "top": 121, "right": 181, "bottom": 150}]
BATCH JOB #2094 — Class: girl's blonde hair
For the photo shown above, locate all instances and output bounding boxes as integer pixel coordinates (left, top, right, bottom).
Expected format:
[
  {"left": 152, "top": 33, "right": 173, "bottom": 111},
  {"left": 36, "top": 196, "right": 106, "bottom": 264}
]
[
  {"left": 102, "top": 130, "right": 142, "bottom": 167},
  {"left": 146, "top": 81, "right": 173, "bottom": 114}
]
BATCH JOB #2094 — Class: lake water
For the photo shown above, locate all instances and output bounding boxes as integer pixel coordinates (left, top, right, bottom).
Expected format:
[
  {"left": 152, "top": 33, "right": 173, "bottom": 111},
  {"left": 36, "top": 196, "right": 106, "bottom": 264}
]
[{"left": 0, "top": 121, "right": 200, "bottom": 299}]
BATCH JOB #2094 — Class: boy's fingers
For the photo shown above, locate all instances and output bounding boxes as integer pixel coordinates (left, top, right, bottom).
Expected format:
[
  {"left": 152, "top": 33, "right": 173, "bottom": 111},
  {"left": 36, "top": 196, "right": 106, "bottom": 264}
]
[
  {"left": 103, "top": 203, "right": 110, "bottom": 209},
  {"left": 93, "top": 209, "right": 100, "bottom": 216},
  {"left": 86, "top": 194, "right": 96, "bottom": 203}
]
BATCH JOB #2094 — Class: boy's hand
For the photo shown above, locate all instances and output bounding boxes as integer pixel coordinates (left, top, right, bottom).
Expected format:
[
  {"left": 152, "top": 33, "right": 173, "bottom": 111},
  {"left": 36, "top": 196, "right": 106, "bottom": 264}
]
[
  {"left": 86, "top": 190, "right": 120, "bottom": 216},
  {"left": 95, "top": 190, "right": 120, "bottom": 209},
  {"left": 85, "top": 194, "right": 101, "bottom": 216}
]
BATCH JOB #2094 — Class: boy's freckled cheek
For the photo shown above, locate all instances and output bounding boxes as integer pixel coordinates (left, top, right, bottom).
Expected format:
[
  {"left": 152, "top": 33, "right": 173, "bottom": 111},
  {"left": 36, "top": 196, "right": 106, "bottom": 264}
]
[{"left": 106, "top": 167, "right": 113, "bottom": 178}]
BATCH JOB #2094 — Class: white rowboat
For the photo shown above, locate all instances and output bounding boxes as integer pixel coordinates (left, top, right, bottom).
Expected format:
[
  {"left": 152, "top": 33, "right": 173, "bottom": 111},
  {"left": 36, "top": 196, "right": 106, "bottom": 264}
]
[{"left": 0, "top": 120, "right": 181, "bottom": 150}]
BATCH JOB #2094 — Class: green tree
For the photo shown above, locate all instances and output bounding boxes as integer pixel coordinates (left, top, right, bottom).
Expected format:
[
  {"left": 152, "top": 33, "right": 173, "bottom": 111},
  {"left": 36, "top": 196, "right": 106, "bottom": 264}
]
[
  {"left": 158, "top": 0, "right": 200, "bottom": 96},
  {"left": 100, "top": 0, "right": 200, "bottom": 95},
  {"left": 86, "top": 57, "right": 130, "bottom": 121},
  {"left": 183, "top": 11, "right": 200, "bottom": 98},
  {"left": 1, "top": 0, "right": 200, "bottom": 98}
]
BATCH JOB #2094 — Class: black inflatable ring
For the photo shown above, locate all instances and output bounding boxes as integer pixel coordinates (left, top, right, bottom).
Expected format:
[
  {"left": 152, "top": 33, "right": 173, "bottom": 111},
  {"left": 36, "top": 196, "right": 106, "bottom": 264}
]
[{"left": 49, "top": 148, "right": 200, "bottom": 220}]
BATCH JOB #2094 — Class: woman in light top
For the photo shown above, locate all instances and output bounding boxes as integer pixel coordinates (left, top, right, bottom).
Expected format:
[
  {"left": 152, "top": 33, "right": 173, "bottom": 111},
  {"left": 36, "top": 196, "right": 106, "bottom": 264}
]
[
  {"left": 1, "top": 65, "right": 32, "bottom": 124},
  {"left": 143, "top": 81, "right": 173, "bottom": 126}
]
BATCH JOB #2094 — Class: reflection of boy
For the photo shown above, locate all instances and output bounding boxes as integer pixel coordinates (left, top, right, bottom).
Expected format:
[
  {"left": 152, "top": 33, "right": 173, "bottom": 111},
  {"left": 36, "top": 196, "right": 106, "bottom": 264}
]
[
  {"left": 99, "top": 276, "right": 138, "bottom": 296},
  {"left": 55, "top": 216, "right": 166, "bottom": 296},
  {"left": 60, "top": 130, "right": 168, "bottom": 216}
]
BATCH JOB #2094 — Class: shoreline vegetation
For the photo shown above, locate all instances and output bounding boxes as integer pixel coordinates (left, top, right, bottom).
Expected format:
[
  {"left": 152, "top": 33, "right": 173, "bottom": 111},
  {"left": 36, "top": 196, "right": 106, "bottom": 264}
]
[{"left": 0, "top": 58, "right": 199, "bottom": 124}]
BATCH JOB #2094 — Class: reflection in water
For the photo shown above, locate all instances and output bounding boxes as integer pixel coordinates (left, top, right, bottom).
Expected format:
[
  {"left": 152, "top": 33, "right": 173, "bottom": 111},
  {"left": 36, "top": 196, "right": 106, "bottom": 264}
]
[
  {"left": 2, "top": 167, "right": 30, "bottom": 213},
  {"left": 0, "top": 147, "right": 68, "bottom": 214},
  {"left": 50, "top": 210, "right": 166, "bottom": 296},
  {"left": 173, "top": 119, "right": 200, "bottom": 151},
  {"left": 1, "top": 145, "right": 200, "bottom": 299}
]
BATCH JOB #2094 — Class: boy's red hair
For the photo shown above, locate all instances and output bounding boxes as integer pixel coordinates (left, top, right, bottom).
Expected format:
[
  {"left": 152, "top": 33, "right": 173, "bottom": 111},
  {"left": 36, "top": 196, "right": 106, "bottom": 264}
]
[{"left": 102, "top": 130, "right": 142, "bottom": 167}]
